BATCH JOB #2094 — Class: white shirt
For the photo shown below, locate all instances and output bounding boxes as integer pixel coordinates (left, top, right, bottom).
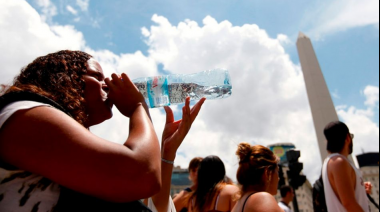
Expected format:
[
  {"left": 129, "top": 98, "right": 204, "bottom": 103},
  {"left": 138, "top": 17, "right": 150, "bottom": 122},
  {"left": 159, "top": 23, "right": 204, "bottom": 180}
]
[
  {"left": 0, "top": 101, "right": 50, "bottom": 128},
  {"left": 278, "top": 201, "right": 292, "bottom": 212},
  {"left": 147, "top": 197, "right": 176, "bottom": 212},
  {"left": 0, "top": 101, "right": 60, "bottom": 212},
  {"left": 322, "top": 153, "right": 371, "bottom": 212}
]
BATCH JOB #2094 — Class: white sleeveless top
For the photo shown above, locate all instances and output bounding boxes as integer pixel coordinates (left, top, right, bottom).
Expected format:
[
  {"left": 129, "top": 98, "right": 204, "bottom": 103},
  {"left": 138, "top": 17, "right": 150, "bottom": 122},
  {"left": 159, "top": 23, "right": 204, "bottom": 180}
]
[
  {"left": 147, "top": 197, "right": 176, "bottom": 212},
  {"left": 322, "top": 153, "right": 371, "bottom": 212},
  {"left": 0, "top": 101, "right": 61, "bottom": 212}
]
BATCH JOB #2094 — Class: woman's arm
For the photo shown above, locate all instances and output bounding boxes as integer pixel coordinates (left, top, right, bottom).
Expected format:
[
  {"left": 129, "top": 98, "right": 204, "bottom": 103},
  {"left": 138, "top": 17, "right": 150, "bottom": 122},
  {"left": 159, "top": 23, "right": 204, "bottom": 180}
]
[
  {"left": 150, "top": 97, "right": 205, "bottom": 212},
  {"left": 0, "top": 73, "right": 161, "bottom": 203}
]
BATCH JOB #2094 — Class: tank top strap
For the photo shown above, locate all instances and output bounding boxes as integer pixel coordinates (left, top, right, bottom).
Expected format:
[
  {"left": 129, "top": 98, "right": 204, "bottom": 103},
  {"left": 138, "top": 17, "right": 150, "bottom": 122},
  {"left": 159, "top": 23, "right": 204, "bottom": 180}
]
[
  {"left": 241, "top": 193, "right": 256, "bottom": 212},
  {"left": 214, "top": 192, "right": 221, "bottom": 210}
]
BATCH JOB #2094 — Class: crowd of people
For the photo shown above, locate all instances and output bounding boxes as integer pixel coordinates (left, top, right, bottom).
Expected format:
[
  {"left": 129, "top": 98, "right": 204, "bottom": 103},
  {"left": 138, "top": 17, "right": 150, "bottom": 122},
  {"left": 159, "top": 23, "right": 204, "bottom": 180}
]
[{"left": 0, "top": 50, "right": 374, "bottom": 212}]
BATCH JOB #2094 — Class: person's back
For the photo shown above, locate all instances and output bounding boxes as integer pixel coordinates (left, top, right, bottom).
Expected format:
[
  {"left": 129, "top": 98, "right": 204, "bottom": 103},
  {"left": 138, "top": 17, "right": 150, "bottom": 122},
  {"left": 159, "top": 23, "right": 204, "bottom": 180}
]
[
  {"left": 188, "top": 185, "right": 238, "bottom": 212},
  {"left": 322, "top": 153, "right": 370, "bottom": 212},
  {"left": 322, "top": 121, "right": 371, "bottom": 212},
  {"left": 187, "top": 156, "right": 239, "bottom": 212},
  {"left": 207, "top": 184, "right": 239, "bottom": 212}
]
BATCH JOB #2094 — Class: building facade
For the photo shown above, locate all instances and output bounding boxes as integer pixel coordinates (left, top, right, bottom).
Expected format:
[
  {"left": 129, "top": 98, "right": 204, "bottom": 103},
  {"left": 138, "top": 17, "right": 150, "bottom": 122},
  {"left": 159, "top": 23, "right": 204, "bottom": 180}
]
[
  {"left": 274, "top": 165, "right": 314, "bottom": 212},
  {"left": 170, "top": 166, "right": 191, "bottom": 197}
]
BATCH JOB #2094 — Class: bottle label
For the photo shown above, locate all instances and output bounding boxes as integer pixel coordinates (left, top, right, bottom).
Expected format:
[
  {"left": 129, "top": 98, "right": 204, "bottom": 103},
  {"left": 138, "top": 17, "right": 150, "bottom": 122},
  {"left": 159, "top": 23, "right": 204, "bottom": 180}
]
[
  {"left": 134, "top": 81, "right": 149, "bottom": 104},
  {"left": 147, "top": 76, "right": 169, "bottom": 108}
]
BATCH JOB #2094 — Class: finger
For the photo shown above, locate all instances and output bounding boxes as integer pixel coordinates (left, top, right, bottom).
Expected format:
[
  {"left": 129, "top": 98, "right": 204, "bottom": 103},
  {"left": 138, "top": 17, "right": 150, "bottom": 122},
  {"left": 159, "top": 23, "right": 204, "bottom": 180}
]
[
  {"left": 190, "top": 97, "right": 206, "bottom": 113},
  {"left": 185, "top": 97, "right": 191, "bottom": 111},
  {"left": 104, "top": 77, "right": 116, "bottom": 90},
  {"left": 178, "top": 98, "right": 192, "bottom": 131},
  {"left": 111, "top": 73, "right": 123, "bottom": 87},
  {"left": 178, "top": 105, "right": 191, "bottom": 136},
  {"left": 120, "top": 73, "right": 131, "bottom": 85},
  {"left": 164, "top": 106, "right": 175, "bottom": 124},
  {"left": 121, "top": 73, "right": 140, "bottom": 92},
  {"left": 183, "top": 97, "right": 191, "bottom": 122},
  {"left": 190, "top": 97, "right": 206, "bottom": 123}
]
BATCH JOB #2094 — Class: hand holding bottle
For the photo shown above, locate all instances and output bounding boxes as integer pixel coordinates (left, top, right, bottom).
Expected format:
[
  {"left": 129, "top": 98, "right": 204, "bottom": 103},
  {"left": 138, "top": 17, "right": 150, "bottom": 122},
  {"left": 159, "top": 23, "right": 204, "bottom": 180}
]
[
  {"left": 105, "top": 73, "right": 148, "bottom": 118},
  {"left": 161, "top": 97, "right": 206, "bottom": 160}
]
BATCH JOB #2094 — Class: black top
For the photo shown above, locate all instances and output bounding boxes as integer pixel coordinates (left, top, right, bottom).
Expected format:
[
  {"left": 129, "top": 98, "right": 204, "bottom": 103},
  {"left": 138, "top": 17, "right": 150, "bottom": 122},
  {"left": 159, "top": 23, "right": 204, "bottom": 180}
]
[{"left": 241, "top": 193, "right": 256, "bottom": 212}]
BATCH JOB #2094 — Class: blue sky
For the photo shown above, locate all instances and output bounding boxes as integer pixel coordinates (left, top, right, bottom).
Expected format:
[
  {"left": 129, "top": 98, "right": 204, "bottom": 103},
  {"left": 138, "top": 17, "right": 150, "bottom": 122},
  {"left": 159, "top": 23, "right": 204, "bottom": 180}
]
[
  {"left": 27, "top": 0, "right": 379, "bottom": 119},
  {"left": 1, "top": 0, "right": 379, "bottom": 184}
]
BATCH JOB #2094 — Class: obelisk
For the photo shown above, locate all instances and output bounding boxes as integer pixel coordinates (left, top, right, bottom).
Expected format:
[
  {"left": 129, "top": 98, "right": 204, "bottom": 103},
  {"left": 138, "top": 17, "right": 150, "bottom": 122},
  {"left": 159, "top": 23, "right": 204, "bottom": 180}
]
[{"left": 296, "top": 32, "right": 339, "bottom": 162}]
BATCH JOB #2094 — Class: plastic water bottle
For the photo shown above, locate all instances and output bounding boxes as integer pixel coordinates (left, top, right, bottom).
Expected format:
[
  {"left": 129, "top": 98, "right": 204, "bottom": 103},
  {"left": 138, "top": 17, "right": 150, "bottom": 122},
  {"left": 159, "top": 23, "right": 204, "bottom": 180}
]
[{"left": 132, "top": 69, "right": 232, "bottom": 108}]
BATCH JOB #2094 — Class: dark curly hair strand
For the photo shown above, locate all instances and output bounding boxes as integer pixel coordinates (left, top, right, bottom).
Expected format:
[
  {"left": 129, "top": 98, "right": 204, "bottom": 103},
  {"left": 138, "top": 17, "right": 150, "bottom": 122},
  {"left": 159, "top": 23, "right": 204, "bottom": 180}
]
[{"left": 4, "top": 50, "right": 92, "bottom": 126}]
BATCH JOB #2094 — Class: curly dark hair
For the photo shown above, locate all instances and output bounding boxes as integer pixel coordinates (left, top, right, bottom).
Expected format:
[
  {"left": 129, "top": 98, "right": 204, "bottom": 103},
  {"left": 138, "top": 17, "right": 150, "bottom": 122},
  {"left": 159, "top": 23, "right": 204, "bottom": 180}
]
[{"left": 4, "top": 50, "right": 92, "bottom": 126}]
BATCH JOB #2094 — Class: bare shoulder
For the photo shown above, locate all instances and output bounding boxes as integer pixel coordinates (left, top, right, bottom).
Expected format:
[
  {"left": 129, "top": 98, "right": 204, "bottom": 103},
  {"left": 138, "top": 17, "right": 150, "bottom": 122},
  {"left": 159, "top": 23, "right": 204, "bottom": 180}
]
[
  {"left": 0, "top": 105, "right": 87, "bottom": 145},
  {"left": 328, "top": 155, "right": 351, "bottom": 172},
  {"left": 0, "top": 105, "right": 86, "bottom": 133},
  {"left": 329, "top": 155, "right": 347, "bottom": 165},
  {"left": 223, "top": 184, "right": 240, "bottom": 193},
  {"left": 250, "top": 192, "right": 275, "bottom": 200},
  {"left": 0, "top": 106, "right": 140, "bottom": 201},
  {"left": 0, "top": 105, "right": 99, "bottom": 176},
  {"left": 173, "top": 189, "right": 190, "bottom": 211},
  {"left": 223, "top": 185, "right": 239, "bottom": 192},
  {"left": 173, "top": 190, "right": 187, "bottom": 201},
  {"left": 245, "top": 192, "right": 282, "bottom": 212},
  {"left": 0, "top": 105, "right": 97, "bottom": 156}
]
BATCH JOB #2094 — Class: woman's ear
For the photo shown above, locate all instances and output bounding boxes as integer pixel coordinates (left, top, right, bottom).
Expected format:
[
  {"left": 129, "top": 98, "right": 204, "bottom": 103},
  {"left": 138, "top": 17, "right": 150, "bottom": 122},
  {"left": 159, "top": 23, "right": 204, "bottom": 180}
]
[{"left": 263, "top": 168, "right": 272, "bottom": 183}]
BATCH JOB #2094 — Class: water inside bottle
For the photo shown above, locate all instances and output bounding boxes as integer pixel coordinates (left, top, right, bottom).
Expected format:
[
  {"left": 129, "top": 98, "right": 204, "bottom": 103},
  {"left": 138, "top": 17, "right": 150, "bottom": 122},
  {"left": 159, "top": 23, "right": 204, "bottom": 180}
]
[
  {"left": 132, "top": 69, "right": 232, "bottom": 108},
  {"left": 168, "top": 83, "right": 232, "bottom": 104}
]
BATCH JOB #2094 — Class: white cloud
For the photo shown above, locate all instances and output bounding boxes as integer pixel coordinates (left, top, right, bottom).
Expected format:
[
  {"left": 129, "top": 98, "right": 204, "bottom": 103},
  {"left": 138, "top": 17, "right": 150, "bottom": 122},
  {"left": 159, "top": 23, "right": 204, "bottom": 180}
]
[
  {"left": 0, "top": 0, "right": 85, "bottom": 85},
  {"left": 76, "top": 0, "right": 90, "bottom": 12},
  {"left": 309, "top": 0, "right": 379, "bottom": 38},
  {"left": 337, "top": 113, "right": 379, "bottom": 154},
  {"left": 0, "top": 0, "right": 160, "bottom": 150},
  {"left": 336, "top": 86, "right": 379, "bottom": 158},
  {"left": 142, "top": 14, "right": 324, "bottom": 182},
  {"left": 363, "top": 85, "right": 379, "bottom": 108},
  {"left": 1, "top": 1, "right": 378, "bottom": 187},
  {"left": 66, "top": 5, "right": 78, "bottom": 16},
  {"left": 277, "top": 34, "right": 291, "bottom": 45},
  {"left": 331, "top": 89, "right": 341, "bottom": 99},
  {"left": 35, "top": 0, "right": 57, "bottom": 23}
]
